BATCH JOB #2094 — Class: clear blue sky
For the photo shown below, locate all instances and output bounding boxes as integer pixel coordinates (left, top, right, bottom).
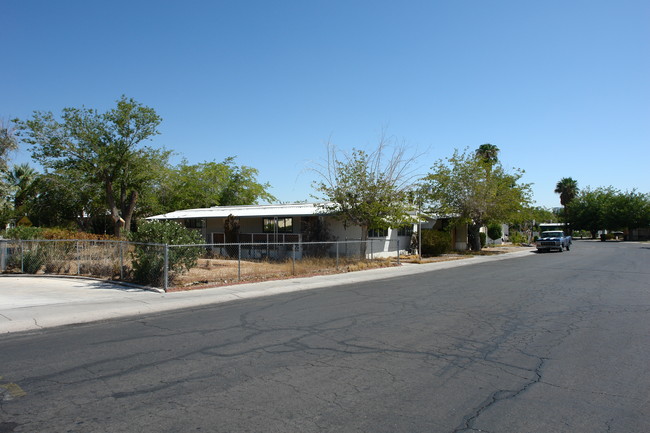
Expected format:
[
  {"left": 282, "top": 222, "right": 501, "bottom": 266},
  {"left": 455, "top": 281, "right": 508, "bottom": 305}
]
[{"left": 3, "top": 0, "right": 649, "bottom": 209}]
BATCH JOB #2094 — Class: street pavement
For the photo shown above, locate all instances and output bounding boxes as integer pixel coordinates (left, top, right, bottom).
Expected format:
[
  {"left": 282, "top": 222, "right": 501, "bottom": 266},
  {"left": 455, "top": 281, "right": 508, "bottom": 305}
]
[{"left": 0, "top": 248, "right": 534, "bottom": 334}]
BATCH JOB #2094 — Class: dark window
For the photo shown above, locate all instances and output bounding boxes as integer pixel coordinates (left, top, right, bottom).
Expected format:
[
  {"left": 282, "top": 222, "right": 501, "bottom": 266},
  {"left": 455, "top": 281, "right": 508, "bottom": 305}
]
[
  {"left": 263, "top": 217, "right": 293, "bottom": 233},
  {"left": 368, "top": 228, "right": 388, "bottom": 238},
  {"left": 184, "top": 218, "right": 204, "bottom": 229},
  {"left": 397, "top": 225, "right": 413, "bottom": 236}
]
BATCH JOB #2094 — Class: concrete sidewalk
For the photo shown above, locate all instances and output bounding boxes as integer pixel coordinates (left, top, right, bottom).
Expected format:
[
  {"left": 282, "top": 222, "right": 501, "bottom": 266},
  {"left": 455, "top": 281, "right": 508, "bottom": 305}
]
[{"left": 0, "top": 248, "right": 535, "bottom": 334}]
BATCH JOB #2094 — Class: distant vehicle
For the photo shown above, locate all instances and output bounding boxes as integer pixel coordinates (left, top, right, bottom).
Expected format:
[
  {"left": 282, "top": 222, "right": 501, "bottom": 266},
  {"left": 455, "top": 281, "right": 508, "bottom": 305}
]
[
  {"left": 539, "top": 223, "right": 567, "bottom": 232},
  {"left": 536, "top": 231, "right": 572, "bottom": 252}
]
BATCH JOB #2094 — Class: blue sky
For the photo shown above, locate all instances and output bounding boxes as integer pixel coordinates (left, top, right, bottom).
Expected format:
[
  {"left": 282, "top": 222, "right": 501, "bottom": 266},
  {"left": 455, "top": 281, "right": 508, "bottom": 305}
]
[{"left": 3, "top": 0, "right": 649, "bottom": 209}]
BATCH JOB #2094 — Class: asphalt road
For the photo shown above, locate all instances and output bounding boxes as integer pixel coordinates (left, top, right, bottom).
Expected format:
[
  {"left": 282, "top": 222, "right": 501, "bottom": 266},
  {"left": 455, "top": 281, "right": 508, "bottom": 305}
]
[{"left": 1, "top": 241, "right": 649, "bottom": 433}]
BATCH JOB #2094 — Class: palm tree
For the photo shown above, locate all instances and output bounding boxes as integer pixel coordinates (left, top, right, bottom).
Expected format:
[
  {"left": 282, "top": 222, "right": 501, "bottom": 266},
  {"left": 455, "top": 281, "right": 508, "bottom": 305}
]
[
  {"left": 475, "top": 143, "right": 500, "bottom": 165},
  {"left": 555, "top": 177, "right": 578, "bottom": 232},
  {"left": 6, "top": 163, "right": 37, "bottom": 209}
]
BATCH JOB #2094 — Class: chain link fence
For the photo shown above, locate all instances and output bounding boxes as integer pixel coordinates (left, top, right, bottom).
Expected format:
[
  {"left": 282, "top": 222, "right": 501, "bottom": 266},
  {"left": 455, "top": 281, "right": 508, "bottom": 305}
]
[
  {"left": 0, "top": 240, "right": 164, "bottom": 286},
  {"left": 168, "top": 239, "right": 404, "bottom": 290},
  {"left": 1, "top": 238, "right": 405, "bottom": 291}
]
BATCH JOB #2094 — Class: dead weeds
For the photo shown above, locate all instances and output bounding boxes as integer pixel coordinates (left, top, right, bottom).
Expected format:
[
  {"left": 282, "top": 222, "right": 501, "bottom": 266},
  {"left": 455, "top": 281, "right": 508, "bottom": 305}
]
[{"left": 168, "top": 245, "right": 534, "bottom": 292}]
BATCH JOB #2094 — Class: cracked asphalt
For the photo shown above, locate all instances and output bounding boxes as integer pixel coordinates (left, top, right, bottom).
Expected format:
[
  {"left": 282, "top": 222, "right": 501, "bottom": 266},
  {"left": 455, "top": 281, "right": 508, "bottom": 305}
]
[{"left": 1, "top": 241, "right": 649, "bottom": 432}]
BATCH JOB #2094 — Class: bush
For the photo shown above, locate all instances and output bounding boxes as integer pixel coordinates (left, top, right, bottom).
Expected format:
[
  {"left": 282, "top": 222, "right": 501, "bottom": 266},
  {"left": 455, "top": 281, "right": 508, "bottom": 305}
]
[
  {"left": 5, "top": 226, "right": 43, "bottom": 240},
  {"left": 127, "top": 220, "right": 204, "bottom": 287},
  {"left": 302, "top": 217, "right": 332, "bottom": 258},
  {"left": 3, "top": 226, "right": 117, "bottom": 241},
  {"left": 479, "top": 232, "right": 487, "bottom": 248},
  {"left": 487, "top": 223, "right": 502, "bottom": 241},
  {"left": 421, "top": 230, "right": 452, "bottom": 256},
  {"left": 40, "top": 228, "right": 116, "bottom": 240},
  {"left": 22, "top": 248, "right": 45, "bottom": 274},
  {"left": 509, "top": 231, "right": 527, "bottom": 245}
]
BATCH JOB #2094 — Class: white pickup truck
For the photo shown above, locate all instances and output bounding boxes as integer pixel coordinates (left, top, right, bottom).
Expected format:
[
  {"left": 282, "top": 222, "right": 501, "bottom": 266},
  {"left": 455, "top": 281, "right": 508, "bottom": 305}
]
[{"left": 536, "top": 230, "right": 572, "bottom": 252}]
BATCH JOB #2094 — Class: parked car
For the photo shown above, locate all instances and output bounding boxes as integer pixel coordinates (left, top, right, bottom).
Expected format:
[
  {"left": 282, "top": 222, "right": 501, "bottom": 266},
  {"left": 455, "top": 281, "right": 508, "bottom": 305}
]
[{"left": 536, "top": 231, "right": 572, "bottom": 252}]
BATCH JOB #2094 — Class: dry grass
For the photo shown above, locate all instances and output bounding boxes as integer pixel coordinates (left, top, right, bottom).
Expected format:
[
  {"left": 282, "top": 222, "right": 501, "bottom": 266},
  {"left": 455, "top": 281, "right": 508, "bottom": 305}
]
[
  {"left": 169, "top": 256, "right": 397, "bottom": 291},
  {"left": 168, "top": 248, "right": 521, "bottom": 291}
]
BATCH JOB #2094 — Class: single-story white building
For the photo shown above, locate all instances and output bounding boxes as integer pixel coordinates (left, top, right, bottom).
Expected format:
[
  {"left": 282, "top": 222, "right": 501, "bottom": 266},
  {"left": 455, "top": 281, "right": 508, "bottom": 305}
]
[{"left": 148, "top": 202, "right": 469, "bottom": 258}]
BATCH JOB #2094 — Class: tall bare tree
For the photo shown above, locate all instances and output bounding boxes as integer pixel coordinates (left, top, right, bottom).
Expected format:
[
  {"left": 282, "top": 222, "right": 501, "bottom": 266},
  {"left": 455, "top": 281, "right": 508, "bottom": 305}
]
[{"left": 311, "top": 134, "right": 421, "bottom": 247}]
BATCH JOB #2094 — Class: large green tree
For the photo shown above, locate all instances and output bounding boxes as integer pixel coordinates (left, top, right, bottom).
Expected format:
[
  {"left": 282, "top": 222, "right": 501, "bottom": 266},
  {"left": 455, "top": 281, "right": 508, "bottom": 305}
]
[
  {"left": 153, "top": 157, "right": 275, "bottom": 213},
  {"left": 22, "top": 170, "right": 103, "bottom": 230},
  {"left": 603, "top": 190, "right": 650, "bottom": 234},
  {"left": 14, "top": 96, "right": 168, "bottom": 237},
  {"left": 424, "top": 147, "right": 532, "bottom": 251},
  {"left": 568, "top": 187, "right": 613, "bottom": 238},
  {"left": 568, "top": 187, "right": 650, "bottom": 238},
  {"left": 311, "top": 139, "right": 419, "bottom": 244}
]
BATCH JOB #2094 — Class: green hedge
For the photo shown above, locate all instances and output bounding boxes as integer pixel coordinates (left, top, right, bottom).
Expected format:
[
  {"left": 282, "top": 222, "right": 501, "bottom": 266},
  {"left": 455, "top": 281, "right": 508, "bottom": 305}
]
[{"left": 421, "top": 230, "right": 452, "bottom": 256}]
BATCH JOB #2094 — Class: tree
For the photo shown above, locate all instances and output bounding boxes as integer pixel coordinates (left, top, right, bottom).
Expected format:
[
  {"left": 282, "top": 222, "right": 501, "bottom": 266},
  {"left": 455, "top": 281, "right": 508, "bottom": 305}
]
[
  {"left": 475, "top": 143, "right": 500, "bottom": 165},
  {"left": 0, "top": 119, "right": 18, "bottom": 172},
  {"left": 424, "top": 147, "right": 532, "bottom": 251},
  {"left": 5, "top": 163, "right": 38, "bottom": 209},
  {"left": 21, "top": 170, "right": 101, "bottom": 230},
  {"left": 0, "top": 119, "right": 19, "bottom": 222},
  {"left": 554, "top": 177, "right": 579, "bottom": 230},
  {"left": 568, "top": 187, "right": 613, "bottom": 238},
  {"left": 510, "top": 206, "right": 557, "bottom": 242},
  {"left": 311, "top": 137, "right": 420, "bottom": 248},
  {"left": 14, "top": 96, "right": 166, "bottom": 237},
  {"left": 154, "top": 157, "right": 275, "bottom": 213},
  {"left": 568, "top": 187, "right": 650, "bottom": 238},
  {"left": 603, "top": 190, "right": 650, "bottom": 234}
]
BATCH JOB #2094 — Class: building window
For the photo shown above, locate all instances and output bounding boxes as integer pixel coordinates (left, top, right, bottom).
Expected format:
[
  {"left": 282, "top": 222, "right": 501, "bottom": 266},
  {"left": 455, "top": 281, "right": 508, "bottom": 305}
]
[
  {"left": 397, "top": 225, "right": 413, "bottom": 237},
  {"left": 263, "top": 217, "right": 293, "bottom": 233},
  {"left": 368, "top": 228, "right": 388, "bottom": 238},
  {"left": 184, "top": 218, "right": 204, "bottom": 229}
]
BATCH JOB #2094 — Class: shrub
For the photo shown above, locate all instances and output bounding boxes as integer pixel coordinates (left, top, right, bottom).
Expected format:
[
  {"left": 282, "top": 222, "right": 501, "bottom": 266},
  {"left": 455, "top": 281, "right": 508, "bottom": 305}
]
[
  {"left": 5, "top": 226, "right": 43, "bottom": 240},
  {"left": 302, "top": 217, "right": 332, "bottom": 257},
  {"left": 40, "top": 228, "right": 116, "bottom": 240},
  {"left": 127, "top": 220, "right": 204, "bottom": 287},
  {"left": 509, "top": 231, "right": 527, "bottom": 245},
  {"left": 22, "top": 248, "right": 45, "bottom": 274},
  {"left": 487, "top": 223, "right": 502, "bottom": 241},
  {"left": 421, "top": 230, "right": 452, "bottom": 256},
  {"left": 479, "top": 232, "right": 487, "bottom": 248}
]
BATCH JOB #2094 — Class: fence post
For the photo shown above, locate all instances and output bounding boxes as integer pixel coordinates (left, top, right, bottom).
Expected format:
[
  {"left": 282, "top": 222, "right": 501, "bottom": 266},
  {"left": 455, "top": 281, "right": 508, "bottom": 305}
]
[
  {"left": 119, "top": 241, "right": 124, "bottom": 280},
  {"left": 336, "top": 242, "right": 339, "bottom": 269},
  {"left": 20, "top": 240, "right": 24, "bottom": 273},
  {"left": 292, "top": 243, "right": 296, "bottom": 275},
  {"left": 0, "top": 240, "right": 5, "bottom": 272},
  {"left": 238, "top": 243, "right": 241, "bottom": 281},
  {"left": 370, "top": 239, "right": 373, "bottom": 260},
  {"left": 397, "top": 239, "right": 400, "bottom": 265},
  {"left": 163, "top": 244, "right": 169, "bottom": 292},
  {"left": 76, "top": 240, "right": 80, "bottom": 275}
]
